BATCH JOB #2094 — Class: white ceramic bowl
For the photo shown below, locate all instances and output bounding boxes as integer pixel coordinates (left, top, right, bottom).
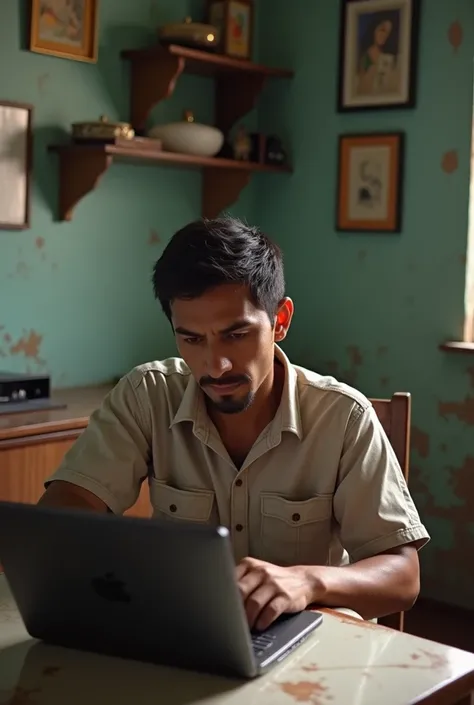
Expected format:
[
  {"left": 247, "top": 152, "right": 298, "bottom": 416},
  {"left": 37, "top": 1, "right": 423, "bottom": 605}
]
[{"left": 148, "top": 121, "right": 224, "bottom": 157}]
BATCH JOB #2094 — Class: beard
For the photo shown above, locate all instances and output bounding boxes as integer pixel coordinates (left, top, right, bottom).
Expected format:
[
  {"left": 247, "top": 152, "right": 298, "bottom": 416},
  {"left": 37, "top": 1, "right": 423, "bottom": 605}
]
[
  {"left": 206, "top": 390, "right": 256, "bottom": 414},
  {"left": 199, "top": 374, "right": 254, "bottom": 414}
]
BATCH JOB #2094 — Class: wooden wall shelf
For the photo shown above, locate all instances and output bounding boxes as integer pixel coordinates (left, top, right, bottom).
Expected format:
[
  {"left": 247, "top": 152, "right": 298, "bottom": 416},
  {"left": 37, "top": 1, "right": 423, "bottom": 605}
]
[
  {"left": 48, "top": 143, "right": 292, "bottom": 222},
  {"left": 121, "top": 44, "right": 294, "bottom": 132}
]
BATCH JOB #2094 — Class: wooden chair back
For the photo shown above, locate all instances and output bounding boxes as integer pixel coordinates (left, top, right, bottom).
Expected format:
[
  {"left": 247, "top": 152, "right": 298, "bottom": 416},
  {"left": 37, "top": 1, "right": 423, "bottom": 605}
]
[{"left": 369, "top": 392, "right": 411, "bottom": 632}]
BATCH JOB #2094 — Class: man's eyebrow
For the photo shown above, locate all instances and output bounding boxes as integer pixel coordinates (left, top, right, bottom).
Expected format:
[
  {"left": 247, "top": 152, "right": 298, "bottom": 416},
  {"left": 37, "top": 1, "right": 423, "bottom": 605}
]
[
  {"left": 174, "top": 319, "right": 253, "bottom": 337},
  {"left": 174, "top": 326, "right": 200, "bottom": 336},
  {"left": 220, "top": 319, "right": 253, "bottom": 334}
]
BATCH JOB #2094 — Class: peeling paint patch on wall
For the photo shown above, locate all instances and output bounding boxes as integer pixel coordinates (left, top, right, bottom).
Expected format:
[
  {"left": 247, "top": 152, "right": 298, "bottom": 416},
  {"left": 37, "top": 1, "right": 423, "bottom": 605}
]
[
  {"left": 0, "top": 329, "right": 45, "bottom": 368},
  {"left": 149, "top": 229, "right": 161, "bottom": 245},
  {"left": 10, "top": 330, "right": 44, "bottom": 364},
  {"left": 344, "top": 346, "right": 363, "bottom": 385},
  {"left": 439, "top": 397, "right": 474, "bottom": 426},
  {"left": 441, "top": 150, "right": 459, "bottom": 174},
  {"left": 411, "top": 456, "right": 474, "bottom": 603},
  {"left": 411, "top": 427, "right": 430, "bottom": 458},
  {"left": 448, "top": 20, "right": 463, "bottom": 52},
  {"left": 438, "top": 367, "right": 474, "bottom": 426},
  {"left": 322, "top": 347, "right": 363, "bottom": 386}
]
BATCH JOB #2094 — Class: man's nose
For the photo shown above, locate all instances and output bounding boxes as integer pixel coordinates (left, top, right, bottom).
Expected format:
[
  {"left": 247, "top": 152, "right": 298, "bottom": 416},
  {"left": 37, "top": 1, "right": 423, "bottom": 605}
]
[{"left": 206, "top": 347, "right": 232, "bottom": 378}]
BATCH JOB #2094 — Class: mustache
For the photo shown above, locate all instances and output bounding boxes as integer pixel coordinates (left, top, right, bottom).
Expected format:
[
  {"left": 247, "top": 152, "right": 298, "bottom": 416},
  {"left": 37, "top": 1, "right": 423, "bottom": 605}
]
[{"left": 199, "top": 374, "right": 250, "bottom": 387}]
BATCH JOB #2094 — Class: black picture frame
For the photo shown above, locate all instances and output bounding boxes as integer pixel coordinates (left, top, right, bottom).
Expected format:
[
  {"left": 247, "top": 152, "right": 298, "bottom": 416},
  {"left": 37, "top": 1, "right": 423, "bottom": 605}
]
[{"left": 337, "top": 0, "right": 421, "bottom": 112}]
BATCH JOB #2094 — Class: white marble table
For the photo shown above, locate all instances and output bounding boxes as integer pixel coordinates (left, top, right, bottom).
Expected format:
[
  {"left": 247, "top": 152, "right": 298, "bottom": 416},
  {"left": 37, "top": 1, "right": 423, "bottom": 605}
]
[{"left": 0, "top": 575, "right": 473, "bottom": 705}]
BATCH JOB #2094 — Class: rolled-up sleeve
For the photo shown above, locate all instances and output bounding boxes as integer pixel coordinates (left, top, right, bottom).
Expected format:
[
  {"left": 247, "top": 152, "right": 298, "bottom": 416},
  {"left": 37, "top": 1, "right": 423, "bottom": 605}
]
[
  {"left": 333, "top": 404, "right": 430, "bottom": 562},
  {"left": 45, "top": 375, "right": 151, "bottom": 514}
]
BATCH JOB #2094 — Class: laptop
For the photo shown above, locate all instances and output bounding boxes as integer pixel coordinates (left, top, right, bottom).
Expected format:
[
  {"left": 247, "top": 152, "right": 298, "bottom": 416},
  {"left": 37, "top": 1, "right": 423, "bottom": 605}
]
[{"left": 0, "top": 500, "right": 323, "bottom": 679}]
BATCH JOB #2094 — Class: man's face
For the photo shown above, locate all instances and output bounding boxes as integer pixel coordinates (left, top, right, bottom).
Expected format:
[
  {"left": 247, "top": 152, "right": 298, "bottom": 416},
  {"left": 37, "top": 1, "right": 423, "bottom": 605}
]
[{"left": 171, "top": 284, "right": 290, "bottom": 414}]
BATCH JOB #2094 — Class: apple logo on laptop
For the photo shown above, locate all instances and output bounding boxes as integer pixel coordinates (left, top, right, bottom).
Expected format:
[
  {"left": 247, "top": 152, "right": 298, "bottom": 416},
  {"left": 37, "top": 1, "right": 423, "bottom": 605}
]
[{"left": 91, "top": 572, "right": 131, "bottom": 603}]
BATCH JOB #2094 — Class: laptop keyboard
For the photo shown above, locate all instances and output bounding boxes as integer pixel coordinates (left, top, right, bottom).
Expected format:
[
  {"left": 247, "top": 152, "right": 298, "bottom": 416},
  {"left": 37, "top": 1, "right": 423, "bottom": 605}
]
[{"left": 251, "top": 630, "right": 277, "bottom": 657}]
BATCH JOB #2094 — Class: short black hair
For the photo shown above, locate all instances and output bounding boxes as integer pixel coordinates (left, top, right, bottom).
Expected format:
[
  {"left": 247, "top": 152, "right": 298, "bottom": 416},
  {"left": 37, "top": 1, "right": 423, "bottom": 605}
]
[{"left": 152, "top": 216, "right": 285, "bottom": 323}]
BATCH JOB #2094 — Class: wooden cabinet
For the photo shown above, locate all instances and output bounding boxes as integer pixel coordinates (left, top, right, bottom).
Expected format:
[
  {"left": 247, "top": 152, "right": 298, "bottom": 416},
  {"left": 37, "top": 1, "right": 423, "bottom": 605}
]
[
  {"left": 0, "top": 434, "right": 79, "bottom": 505},
  {"left": 0, "top": 386, "right": 151, "bottom": 518}
]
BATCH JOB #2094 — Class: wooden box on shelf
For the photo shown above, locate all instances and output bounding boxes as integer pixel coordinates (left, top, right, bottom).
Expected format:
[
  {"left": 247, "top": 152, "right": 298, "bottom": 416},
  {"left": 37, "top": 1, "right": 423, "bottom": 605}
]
[{"left": 207, "top": 0, "right": 254, "bottom": 60}]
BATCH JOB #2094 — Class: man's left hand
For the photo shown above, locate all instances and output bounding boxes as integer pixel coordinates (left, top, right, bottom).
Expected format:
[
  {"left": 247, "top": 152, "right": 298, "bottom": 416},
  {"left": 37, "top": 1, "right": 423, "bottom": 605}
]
[{"left": 236, "top": 557, "right": 321, "bottom": 631}]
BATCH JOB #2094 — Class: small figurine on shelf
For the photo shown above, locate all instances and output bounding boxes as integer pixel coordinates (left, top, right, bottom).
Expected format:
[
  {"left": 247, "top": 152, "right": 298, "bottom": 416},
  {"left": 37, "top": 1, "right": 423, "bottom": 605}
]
[
  {"left": 233, "top": 125, "right": 251, "bottom": 161},
  {"left": 265, "top": 135, "right": 287, "bottom": 167}
]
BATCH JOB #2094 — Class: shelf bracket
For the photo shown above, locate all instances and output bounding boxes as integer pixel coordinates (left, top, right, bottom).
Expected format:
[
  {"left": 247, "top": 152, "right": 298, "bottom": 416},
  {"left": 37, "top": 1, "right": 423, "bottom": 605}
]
[
  {"left": 202, "top": 167, "right": 252, "bottom": 218},
  {"left": 56, "top": 150, "right": 112, "bottom": 221},
  {"left": 216, "top": 73, "right": 267, "bottom": 134},
  {"left": 129, "top": 55, "right": 185, "bottom": 131}
]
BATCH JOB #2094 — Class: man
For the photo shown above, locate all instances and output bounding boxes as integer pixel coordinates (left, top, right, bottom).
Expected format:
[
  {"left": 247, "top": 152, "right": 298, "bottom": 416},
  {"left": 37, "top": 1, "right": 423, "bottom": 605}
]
[{"left": 39, "top": 216, "right": 429, "bottom": 632}]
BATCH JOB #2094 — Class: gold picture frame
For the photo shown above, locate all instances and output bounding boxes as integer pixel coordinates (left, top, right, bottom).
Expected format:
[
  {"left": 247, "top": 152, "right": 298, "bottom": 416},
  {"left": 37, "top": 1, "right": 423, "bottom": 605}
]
[
  {"left": 29, "top": 0, "right": 99, "bottom": 64},
  {"left": 336, "top": 132, "right": 405, "bottom": 233}
]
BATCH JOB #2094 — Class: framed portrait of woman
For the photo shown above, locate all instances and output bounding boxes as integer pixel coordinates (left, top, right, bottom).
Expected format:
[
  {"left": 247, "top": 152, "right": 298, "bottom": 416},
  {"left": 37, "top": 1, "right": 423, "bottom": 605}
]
[{"left": 338, "top": 0, "right": 421, "bottom": 111}]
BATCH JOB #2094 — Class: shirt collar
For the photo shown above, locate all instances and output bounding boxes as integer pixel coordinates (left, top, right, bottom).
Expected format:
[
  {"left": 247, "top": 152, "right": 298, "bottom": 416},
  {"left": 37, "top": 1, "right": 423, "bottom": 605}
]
[
  {"left": 273, "top": 344, "right": 303, "bottom": 439},
  {"left": 170, "top": 344, "right": 303, "bottom": 440}
]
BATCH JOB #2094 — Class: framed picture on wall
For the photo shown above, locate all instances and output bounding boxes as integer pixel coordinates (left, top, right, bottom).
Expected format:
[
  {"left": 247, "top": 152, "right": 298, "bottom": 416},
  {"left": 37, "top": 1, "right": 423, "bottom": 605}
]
[
  {"left": 338, "top": 0, "right": 420, "bottom": 111},
  {"left": 29, "top": 0, "right": 99, "bottom": 63},
  {"left": 336, "top": 132, "right": 405, "bottom": 233},
  {"left": 0, "top": 101, "right": 33, "bottom": 231}
]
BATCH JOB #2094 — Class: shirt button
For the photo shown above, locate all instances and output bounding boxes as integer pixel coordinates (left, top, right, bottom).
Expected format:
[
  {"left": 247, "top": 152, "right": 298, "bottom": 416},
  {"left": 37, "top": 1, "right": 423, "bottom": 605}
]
[
  {"left": 169, "top": 504, "right": 177, "bottom": 513},
  {"left": 235, "top": 524, "right": 244, "bottom": 532},
  {"left": 292, "top": 513, "right": 301, "bottom": 522},
  {"left": 235, "top": 479, "right": 243, "bottom": 487}
]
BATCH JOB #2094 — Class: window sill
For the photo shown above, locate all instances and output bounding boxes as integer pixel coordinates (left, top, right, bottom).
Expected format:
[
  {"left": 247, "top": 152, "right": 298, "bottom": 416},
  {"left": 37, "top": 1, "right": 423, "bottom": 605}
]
[{"left": 440, "top": 341, "right": 474, "bottom": 354}]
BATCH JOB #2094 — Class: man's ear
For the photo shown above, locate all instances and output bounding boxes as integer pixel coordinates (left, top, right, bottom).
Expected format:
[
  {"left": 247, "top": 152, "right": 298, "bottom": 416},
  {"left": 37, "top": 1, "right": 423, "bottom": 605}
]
[{"left": 274, "top": 298, "right": 294, "bottom": 342}]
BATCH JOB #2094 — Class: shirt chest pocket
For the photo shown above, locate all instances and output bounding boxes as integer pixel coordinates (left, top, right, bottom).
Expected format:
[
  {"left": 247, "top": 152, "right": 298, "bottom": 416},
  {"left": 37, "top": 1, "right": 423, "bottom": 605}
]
[
  {"left": 260, "top": 493, "right": 333, "bottom": 566},
  {"left": 150, "top": 479, "right": 215, "bottom": 524}
]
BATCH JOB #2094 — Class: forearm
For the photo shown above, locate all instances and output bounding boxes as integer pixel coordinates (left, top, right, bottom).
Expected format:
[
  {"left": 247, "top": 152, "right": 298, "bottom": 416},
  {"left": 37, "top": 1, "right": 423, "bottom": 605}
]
[{"left": 304, "top": 548, "right": 420, "bottom": 620}]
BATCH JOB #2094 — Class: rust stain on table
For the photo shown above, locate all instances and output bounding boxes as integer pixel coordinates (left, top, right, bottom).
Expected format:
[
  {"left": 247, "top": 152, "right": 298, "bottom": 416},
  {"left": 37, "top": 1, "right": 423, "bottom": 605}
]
[{"left": 279, "top": 679, "right": 330, "bottom": 703}]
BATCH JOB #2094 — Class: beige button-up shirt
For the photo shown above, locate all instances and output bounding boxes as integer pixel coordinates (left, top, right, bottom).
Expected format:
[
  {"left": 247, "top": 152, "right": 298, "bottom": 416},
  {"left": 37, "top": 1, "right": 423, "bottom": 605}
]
[{"left": 47, "top": 346, "right": 429, "bottom": 566}]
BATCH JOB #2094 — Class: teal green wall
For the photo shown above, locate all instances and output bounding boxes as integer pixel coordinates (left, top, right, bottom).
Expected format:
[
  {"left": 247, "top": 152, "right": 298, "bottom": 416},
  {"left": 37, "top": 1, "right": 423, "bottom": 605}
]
[
  {"left": 2, "top": 0, "right": 474, "bottom": 608},
  {"left": 256, "top": 0, "right": 474, "bottom": 608},
  {"left": 0, "top": 0, "right": 255, "bottom": 387}
]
